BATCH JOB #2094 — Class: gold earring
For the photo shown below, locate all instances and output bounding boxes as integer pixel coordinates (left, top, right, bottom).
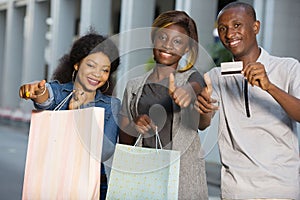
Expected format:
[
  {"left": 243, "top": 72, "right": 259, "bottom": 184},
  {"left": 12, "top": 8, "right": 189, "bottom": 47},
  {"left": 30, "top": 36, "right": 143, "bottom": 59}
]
[
  {"left": 72, "top": 70, "right": 77, "bottom": 82},
  {"left": 101, "top": 81, "right": 110, "bottom": 93}
]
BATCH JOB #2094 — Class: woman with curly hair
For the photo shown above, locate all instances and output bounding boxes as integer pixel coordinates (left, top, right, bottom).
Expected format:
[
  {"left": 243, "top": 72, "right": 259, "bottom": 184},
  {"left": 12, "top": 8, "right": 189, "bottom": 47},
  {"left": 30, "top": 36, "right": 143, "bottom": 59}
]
[{"left": 19, "top": 31, "right": 120, "bottom": 199}]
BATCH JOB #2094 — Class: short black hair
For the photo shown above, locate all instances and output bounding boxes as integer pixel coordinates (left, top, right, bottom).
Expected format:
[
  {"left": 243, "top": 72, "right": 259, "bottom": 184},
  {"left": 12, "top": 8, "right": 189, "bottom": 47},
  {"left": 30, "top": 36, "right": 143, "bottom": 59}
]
[{"left": 218, "top": 2, "right": 257, "bottom": 21}]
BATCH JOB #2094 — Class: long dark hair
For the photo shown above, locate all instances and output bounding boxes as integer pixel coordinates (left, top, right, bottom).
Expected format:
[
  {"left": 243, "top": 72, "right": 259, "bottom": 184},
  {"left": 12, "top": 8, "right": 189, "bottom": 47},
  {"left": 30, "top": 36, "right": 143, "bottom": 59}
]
[{"left": 51, "top": 30, "right": 120, "bottom": 95}]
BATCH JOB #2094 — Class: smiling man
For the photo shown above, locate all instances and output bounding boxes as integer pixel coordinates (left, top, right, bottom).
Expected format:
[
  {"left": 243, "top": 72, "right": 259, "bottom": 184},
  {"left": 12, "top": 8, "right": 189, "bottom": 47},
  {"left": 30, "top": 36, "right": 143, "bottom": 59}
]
[{"left": 195, "top": 2, "right": 300, "bottom": 200}]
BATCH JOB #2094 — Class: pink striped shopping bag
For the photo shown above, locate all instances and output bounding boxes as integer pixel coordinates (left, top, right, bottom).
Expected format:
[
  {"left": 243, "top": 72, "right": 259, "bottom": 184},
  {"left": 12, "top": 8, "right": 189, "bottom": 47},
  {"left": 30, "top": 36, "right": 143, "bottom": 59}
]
[{"left": 22, "top": 107, "right": 104, "bottom": 200}]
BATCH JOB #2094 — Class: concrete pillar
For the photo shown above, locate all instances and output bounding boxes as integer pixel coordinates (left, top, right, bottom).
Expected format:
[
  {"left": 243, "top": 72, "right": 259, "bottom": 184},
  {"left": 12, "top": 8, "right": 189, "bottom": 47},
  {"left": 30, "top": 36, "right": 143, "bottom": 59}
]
[
  {"left": 116, "top": 0, "right": 155, "bottom": 98},
  {"left": 253, "top": 0, "right": 265, "bottom": 46},
  {"left": 1, "top": 1, "right": 25, "bottom": 109},
  {"left": 22, "top": 0, "right": 49, "bottom": 82},
  {"left": 257, "top": 0, "right": 274, "bottom": 54},
  {"left": 20, "top": 0, "right": 49, "bottom": 111},
  {"left": 79, "top": 0, "right": 111, "bottom": 35},
  {"left": 0, "top": 10, "right": 6, "bottom": 102},
  {"left": 47, "top": 0, "right": 78, "bottom": 80},
  {"left": 260, "top": 0, "right": 300, "bottom": 60},
  {"left": 175, "top": 0, "right": 218, "bottom": 74},
  {"left": 176, "top": 0, "right": 218, "bottom": 53}
]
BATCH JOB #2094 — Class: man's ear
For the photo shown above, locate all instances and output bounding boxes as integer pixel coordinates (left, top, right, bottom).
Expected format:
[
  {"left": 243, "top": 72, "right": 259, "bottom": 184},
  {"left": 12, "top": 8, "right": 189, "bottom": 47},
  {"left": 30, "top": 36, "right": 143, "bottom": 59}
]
[{"left": 253, "top": 20, "right": 260, "bottom": 35}]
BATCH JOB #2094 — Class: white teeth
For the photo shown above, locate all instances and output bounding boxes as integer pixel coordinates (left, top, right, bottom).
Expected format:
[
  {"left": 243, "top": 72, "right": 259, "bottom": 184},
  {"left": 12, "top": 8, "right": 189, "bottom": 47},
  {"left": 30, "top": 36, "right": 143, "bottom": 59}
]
[
  {"left": 230, "top": 40, "right": 240, "bottom": 46},
  {"left": 88, "top": 78, "right": 99, "bottom": 84},
  {"left": 161, "top": 52, "right": 172, "bottom": 57}
]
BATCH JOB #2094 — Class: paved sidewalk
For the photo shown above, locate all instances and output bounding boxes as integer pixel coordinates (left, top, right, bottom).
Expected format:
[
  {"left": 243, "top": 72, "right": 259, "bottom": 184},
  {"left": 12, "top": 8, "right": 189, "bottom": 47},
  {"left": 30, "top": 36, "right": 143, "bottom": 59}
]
[{"left": 0, "top": 120, "right": 29, "bottom": 200}]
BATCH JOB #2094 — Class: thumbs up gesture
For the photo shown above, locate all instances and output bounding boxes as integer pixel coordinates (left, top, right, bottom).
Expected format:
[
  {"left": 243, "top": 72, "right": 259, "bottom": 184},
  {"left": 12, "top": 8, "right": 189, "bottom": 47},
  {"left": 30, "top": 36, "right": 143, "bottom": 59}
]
[
  {"left": 194, "top": 73, "right": 218, "bottom": 114},
  {"left": 169, "top": 73, "right": 194, "bottom": 108}
]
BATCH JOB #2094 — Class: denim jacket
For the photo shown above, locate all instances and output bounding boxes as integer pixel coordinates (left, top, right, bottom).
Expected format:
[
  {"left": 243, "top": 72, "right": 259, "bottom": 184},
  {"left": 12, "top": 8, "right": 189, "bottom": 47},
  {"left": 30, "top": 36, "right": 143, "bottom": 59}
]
[{"left": 34, "top": 81, "right": 121, "bottom": 166}]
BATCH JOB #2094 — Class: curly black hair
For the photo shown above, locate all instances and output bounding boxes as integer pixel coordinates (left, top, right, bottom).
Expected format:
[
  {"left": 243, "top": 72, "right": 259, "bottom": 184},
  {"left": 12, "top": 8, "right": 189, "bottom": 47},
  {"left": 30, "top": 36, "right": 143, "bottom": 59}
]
[{"left": 51, "top": 30, "right": 120, "bottom": 95}]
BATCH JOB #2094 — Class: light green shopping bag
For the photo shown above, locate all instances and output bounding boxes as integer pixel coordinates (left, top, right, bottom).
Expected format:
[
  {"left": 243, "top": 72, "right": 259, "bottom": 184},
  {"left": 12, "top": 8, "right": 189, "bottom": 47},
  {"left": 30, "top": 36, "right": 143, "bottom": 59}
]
[{"left": 106, "top": 143, "right": 180, "bottom": 200}]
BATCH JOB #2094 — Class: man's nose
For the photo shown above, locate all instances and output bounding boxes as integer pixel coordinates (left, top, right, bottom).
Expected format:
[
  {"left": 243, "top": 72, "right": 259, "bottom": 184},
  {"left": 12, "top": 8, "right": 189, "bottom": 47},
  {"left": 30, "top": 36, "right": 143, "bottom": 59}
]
[{"left": 226, "top": 27, "right": 236, "bottom": 38}]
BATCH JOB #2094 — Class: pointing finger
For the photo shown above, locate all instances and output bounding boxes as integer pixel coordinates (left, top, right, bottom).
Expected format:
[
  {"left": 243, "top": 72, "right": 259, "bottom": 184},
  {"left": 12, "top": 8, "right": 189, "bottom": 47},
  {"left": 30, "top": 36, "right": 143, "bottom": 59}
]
[{"left": 38, "top": 80, "right": 46, "bottom": 89}]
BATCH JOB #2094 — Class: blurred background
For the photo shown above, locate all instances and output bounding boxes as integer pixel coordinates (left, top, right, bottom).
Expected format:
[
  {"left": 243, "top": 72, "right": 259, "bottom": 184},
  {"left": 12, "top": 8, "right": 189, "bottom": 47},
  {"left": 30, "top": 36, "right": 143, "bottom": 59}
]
[
  {"left": 0, "top": 0, "right": 299, "bottom": 199},
  {"left": 0, "top": 0, "right": 300, "bottom": 120}
]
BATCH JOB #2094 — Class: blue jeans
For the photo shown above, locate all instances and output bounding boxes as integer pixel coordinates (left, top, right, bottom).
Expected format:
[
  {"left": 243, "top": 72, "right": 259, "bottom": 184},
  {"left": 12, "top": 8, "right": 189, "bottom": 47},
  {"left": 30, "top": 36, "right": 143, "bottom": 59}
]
[{"left": 100, "top": 174, "right": 107, "bottom": 200}]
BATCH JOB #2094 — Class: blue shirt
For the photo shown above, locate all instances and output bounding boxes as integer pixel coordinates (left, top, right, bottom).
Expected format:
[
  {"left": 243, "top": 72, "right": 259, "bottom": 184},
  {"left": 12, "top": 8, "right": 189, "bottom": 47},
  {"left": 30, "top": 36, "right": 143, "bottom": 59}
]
[{"left": 34, "top": 81, "right": 121, "bottom": 176}]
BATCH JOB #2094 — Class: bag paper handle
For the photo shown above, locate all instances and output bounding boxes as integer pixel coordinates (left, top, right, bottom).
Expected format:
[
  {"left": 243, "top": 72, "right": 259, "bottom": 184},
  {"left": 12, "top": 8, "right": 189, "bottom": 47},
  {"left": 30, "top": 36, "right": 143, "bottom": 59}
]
[
  {"left": 134, "top": 134, "right": 143, "bottom": 147},
  {"left": 134, "top": 126, "right": 163, "bottom": 150},
  {"left": 54, "top": 91, "right": 74, "bottom": 111},
  {"left": 155, "top": 126, "right": 163, "bottom": 150}
]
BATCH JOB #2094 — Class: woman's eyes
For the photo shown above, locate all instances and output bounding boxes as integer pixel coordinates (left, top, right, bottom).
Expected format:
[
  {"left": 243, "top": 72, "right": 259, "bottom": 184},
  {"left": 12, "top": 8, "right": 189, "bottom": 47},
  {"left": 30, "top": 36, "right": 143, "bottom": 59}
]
[
  {"left": 102, "top": 69, "right": 110, "bottom": 73},
  {"left": 87, "top": 63, "right": 110, "bottom": 73},
  {"left": 157, "top": 34, "right": 183, "bottom": 45},
  {"left": 87, "top": 63, "right": 96, "bottom": 68},
  {"left": 173, "top": 39, "right": 182, "bottom": 45},
  {"left": 158, "top": 34, "right": 167, "bottom": 41}
]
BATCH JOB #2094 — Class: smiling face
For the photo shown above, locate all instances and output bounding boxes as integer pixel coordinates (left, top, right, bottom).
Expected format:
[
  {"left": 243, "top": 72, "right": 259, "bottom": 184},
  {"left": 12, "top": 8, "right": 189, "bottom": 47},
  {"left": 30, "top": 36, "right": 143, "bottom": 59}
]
[
  {"left": 74, "top": 52, "right": 111, "bottom": 92},
  {"left": 217, "top": 6, "right": 260, "bottom": 61},
  {"left": 153, "top": 24, "right": 189, "bottom": 68}
]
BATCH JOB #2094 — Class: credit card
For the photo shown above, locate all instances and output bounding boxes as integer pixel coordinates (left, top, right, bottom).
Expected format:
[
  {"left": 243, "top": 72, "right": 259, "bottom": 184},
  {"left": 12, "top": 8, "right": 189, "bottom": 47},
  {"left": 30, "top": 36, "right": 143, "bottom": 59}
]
[{"left": 221, "top": 61, "right": 243, "bottom": 75}]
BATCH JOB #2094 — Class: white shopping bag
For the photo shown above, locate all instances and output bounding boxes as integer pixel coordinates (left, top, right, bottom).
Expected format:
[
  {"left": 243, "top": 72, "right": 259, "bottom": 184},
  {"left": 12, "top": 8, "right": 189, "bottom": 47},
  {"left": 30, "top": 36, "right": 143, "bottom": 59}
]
[
  {"left": 106, "top": 142, "right": 180, "bottom": 200},
  {"left": 22, "top": 107, "right": 104, "bottom": 200}
]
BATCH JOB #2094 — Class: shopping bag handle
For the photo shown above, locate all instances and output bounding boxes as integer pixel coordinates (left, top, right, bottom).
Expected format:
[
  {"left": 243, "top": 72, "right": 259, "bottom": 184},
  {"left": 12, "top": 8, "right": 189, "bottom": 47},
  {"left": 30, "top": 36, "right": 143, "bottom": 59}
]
[
  {"left": 134, "top": 126, "right": 163, "bottom": 150},
  {"left": 54, "top": 91, "right": 74, "bottom": 111}
]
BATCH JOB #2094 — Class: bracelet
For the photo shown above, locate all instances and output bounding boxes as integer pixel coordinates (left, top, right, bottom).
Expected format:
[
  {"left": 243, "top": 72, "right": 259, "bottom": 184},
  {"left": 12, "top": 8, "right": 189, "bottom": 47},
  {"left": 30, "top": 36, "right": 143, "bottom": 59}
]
[{"left": 36, "top": 87, "right": 47, "bottom": 97}]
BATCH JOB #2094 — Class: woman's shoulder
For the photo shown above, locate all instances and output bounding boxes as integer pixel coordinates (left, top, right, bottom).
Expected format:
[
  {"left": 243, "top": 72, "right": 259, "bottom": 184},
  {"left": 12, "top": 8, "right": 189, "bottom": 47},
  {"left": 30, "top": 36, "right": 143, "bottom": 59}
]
[
  {"left": 128, "top": 75, "right": 146, "bottom": 84},
  {"left": 125, "top": 72, "right": 150, "bottom": 92}
]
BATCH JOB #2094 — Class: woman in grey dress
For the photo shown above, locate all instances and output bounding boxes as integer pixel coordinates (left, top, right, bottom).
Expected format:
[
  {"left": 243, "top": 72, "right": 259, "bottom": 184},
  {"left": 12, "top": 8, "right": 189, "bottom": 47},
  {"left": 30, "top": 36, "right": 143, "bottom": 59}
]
[{"left": 119, "top": 10, "right": 210, "bottom": 200}]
